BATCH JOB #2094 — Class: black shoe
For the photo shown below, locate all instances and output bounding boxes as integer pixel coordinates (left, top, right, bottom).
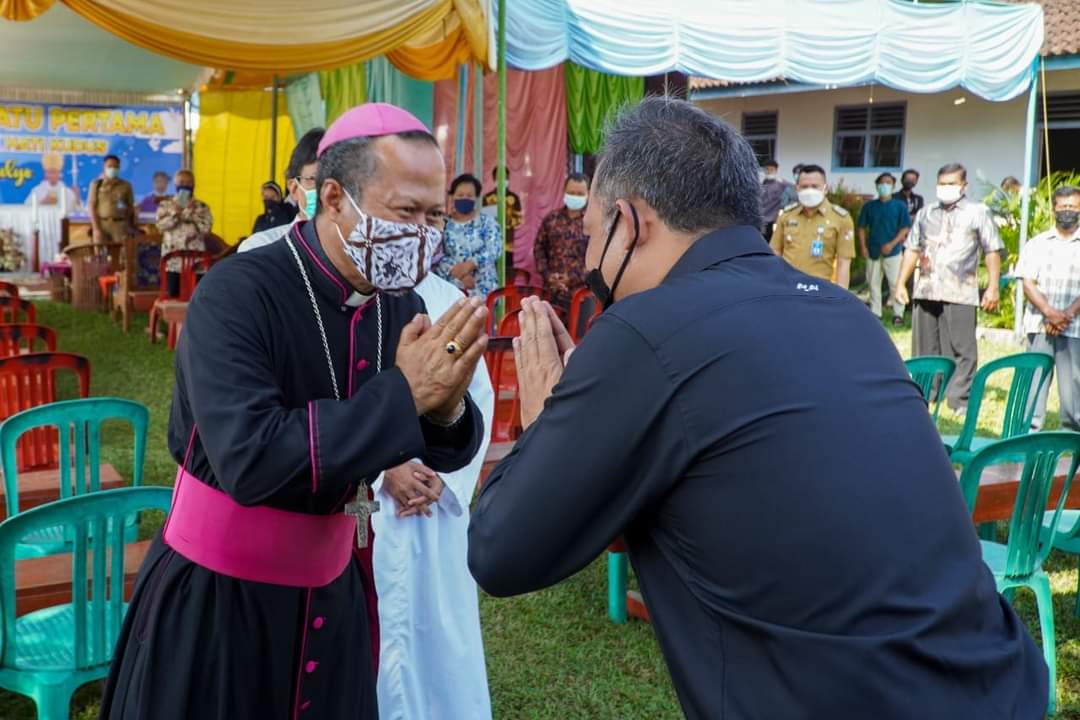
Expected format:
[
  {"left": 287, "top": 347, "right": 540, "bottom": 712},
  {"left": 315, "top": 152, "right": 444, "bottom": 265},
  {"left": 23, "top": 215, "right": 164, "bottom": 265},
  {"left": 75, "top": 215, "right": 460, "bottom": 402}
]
[{"left": 892, "top": 316, "right": 904, "bottom": 327}]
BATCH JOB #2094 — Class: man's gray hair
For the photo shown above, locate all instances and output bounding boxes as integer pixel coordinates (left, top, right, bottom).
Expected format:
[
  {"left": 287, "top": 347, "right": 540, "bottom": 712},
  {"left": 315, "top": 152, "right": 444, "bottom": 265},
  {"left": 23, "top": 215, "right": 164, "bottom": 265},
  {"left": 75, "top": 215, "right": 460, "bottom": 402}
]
[
  {"left": 593, "top": 97, "right": 762, "bottom": 233},
  {"left": 315, "top": 130, "right": 438, "bottom": 210}
]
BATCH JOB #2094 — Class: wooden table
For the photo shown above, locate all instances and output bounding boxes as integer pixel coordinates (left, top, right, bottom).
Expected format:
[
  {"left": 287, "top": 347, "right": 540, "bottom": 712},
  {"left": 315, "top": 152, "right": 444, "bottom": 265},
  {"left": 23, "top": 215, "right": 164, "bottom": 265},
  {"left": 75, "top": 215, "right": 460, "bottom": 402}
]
[
  {"left": 970, "top": 458, "right": 1080, "bottom": 523},
  {"left": 150, "top": 299, "right": 188, "bottom": 349},
  {"left": 15, "top": 539, "right": 150, "bottom": 616},
  {"left": 0, "top": 463, "right": 125, "bottom": 520}
]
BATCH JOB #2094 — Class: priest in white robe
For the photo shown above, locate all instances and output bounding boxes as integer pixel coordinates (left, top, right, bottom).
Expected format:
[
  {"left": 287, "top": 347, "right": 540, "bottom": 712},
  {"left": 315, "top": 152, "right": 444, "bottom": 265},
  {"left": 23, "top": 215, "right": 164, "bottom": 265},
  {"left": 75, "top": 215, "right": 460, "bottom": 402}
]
[{"left": 372, "top": 269, "right": 495, "bottom": 720}]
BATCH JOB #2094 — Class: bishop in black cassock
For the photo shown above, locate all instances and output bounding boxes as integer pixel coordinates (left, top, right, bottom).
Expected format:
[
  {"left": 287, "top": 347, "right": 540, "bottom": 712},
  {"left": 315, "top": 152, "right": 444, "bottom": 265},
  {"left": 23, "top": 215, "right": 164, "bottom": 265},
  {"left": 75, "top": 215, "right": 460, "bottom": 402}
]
[{"left": 101, "top": 101, "right": 484, "bottom": 718}]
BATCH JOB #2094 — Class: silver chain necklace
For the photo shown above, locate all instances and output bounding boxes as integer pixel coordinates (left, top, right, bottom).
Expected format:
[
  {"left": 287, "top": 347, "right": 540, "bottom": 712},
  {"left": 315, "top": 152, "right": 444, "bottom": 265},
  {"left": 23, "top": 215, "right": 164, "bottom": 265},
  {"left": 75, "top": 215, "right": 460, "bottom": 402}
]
[
  {"left": 284, "top": 236, "right": 383, "bottom": 397},
  {"left": 285, "top": 234, "right": 382, "bottom": 547}
]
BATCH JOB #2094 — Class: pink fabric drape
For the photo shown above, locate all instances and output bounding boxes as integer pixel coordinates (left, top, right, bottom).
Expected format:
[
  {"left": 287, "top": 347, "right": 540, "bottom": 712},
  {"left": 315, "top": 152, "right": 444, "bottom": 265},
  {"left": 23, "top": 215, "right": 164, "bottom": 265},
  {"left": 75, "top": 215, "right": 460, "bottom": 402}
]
[{"left": 433, "top": 65, "right": 567, "bottom": 286}]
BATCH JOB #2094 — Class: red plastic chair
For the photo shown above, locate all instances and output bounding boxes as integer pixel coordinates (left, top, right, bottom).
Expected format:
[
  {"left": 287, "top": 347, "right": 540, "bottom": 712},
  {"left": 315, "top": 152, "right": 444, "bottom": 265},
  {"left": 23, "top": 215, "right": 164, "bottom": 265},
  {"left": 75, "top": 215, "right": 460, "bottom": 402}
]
[
  {"left": 0, "top": 298, "right": 35, "bottom": 325},
  {"left": 0, "top": 282, "right": 19, "bottom": 299},
  {"left": 484, "top": 286, "right": 545, "bottom": 335},
  {"left": 0, "top": 352, "right": 91, "bottom": 471},
  {"left": 485, "top": 311, "right": 523, "bottom": 443},
  {"left": 156, "top": 250, "right": 212, "bottom": 303},
  {"left": 568, "top": 288, "right": 601, "bottom": 343},
  {"left": 0, "top": 325, "right": 57, "bottom": 358},
  {"left": 149, "top": 250, "right": 212, "bottom": 349}
]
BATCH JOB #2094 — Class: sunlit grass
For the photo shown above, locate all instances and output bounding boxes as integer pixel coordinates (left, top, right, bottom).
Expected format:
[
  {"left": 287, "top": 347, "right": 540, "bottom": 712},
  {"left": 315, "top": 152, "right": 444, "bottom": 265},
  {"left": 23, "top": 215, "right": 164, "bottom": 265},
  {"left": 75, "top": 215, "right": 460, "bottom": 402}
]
[{"left": 0, "top": 304, "right": 1075, "bottom": 718}]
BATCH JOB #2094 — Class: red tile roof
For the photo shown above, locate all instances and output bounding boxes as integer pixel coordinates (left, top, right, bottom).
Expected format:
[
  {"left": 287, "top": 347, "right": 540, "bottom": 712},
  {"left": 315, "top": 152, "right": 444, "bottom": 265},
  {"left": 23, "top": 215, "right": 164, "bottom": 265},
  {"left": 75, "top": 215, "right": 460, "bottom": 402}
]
[
  {"left": 690, "top": 1, "right": 1075, "bottom": 92},
  {"left": 1023, "top": 0, "right": 1080, "bottom": 57}
]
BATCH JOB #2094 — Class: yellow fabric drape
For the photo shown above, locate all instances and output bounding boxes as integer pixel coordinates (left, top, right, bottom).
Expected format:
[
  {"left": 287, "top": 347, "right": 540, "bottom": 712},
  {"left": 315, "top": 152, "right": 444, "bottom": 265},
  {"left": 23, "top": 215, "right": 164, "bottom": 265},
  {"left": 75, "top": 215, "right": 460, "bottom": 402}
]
[
  {"left": 320, "top": 64, "right": 367, "bottom": 125},
  {"left": 387, "top": 27, "right": 474, "bottom": 82},
  {"left": 193, "top": 90, "right": 295, "bottom": 245},
  {"left": 60, "top": 0, "right": 487, "bottom": 74},
  {"left": 72, "top": 0, "right": 433, "bottom": 43},
  {"left": 386, "top": 0, "right": 491, "bottom": 80},
  {"left": 0, "top": 0, "right": 55, "bottom": 20}
]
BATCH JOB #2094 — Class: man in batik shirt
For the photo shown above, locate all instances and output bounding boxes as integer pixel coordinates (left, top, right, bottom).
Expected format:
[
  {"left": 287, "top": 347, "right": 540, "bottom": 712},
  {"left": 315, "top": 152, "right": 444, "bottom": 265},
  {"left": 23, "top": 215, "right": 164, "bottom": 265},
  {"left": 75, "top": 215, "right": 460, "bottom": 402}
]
[
  {"left": 534, "top": 173, "right": 591, "bottom": 311},
  {"left": 156, "top": 168, "right": 213, "bottom": 297}
]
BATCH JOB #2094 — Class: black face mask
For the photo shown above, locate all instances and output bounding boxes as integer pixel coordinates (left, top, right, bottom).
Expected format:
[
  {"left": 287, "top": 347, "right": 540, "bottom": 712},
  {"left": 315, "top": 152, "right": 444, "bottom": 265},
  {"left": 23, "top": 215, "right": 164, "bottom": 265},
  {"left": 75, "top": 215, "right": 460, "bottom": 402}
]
[
  {"left": 585, "top": 203, "right": 640, "bottom": 311},
  {"left": 1056, "top": 210, "right": 1080, "bottom": 231},
  {"left": 901, "top": 179, "right": 916, "bottom": 191}
]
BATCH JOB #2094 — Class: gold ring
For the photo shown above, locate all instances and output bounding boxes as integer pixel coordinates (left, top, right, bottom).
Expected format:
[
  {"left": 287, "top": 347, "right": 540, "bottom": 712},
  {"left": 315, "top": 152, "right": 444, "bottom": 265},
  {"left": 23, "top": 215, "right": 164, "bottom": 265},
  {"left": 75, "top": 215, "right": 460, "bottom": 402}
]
[{"left": 446, "top": 339, "right": 463, "bottom": 355}]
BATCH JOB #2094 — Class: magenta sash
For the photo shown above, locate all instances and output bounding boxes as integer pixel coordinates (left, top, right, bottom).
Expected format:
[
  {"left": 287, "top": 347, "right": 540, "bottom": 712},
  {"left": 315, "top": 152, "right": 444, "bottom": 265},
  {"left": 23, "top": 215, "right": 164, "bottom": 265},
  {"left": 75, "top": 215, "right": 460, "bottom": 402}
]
[{"left": 162, "top": 467, "right": 356, "bottom": 588}]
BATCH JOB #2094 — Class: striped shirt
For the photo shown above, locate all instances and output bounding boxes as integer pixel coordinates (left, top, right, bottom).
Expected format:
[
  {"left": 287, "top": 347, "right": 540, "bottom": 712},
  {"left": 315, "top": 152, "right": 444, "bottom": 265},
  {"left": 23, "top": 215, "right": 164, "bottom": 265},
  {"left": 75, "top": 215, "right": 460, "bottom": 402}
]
[{"left": 1016, "top": 227, "right": 1080, "bottom": 338}]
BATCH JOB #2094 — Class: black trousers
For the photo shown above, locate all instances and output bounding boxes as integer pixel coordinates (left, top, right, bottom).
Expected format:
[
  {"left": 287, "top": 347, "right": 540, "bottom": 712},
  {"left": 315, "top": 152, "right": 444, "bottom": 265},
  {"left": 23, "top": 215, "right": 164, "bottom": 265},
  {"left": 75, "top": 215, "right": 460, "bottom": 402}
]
[
  {"left": 166, "top": 271, "right": 204, "bottom": 299},
  {"left": 913, "top": 300, "right": 977, "bottom": 411}
]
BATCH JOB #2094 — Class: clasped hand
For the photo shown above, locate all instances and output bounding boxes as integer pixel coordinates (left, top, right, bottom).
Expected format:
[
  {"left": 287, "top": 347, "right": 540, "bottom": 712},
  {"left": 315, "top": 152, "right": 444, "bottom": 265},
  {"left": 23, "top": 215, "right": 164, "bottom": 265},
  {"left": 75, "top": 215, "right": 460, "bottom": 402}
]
[
  {"left": 384, "top": 461, "right": 443, "bottom": 517},
  {"left": 514, "top": 297, "right": 575, "bottom": 429},
  {"left": 396, "top": 296, "right": 489, "bottom": 421}
]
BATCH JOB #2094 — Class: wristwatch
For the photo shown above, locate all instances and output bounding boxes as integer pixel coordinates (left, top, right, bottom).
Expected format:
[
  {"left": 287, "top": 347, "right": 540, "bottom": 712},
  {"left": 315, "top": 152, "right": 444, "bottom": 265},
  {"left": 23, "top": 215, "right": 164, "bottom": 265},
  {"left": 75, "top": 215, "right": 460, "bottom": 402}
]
[{"left": 425, "top": 399, "right": 467, "bottom": 428}]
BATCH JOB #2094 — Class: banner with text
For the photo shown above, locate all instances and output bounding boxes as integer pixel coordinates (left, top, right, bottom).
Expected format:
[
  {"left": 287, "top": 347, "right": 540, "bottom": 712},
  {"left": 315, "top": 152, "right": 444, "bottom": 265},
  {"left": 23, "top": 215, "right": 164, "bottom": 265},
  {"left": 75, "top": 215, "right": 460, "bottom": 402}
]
[{"left": 0, "top": 101, "right": 183, "bottom": 210}]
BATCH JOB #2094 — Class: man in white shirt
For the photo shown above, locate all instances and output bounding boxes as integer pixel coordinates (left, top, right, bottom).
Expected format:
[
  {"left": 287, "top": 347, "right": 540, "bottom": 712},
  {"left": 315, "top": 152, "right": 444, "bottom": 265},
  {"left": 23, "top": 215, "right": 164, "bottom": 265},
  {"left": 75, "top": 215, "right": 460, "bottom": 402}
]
[
  {"left": 238, "top": 127, "right": 324, "bottom": 253},
  {"left": 1017, "top": 184, "right": 1080, "bottom": 430},
  {"left": 372, "top": 268, "right": 494, "bottom": 720}
]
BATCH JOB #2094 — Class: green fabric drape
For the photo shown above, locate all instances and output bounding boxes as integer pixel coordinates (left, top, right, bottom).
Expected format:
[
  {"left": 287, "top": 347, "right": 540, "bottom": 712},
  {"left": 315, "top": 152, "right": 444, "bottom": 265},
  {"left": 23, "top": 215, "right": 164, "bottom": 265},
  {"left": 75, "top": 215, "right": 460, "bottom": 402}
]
[
  {"left": 320, "top": 62, "right": 367, "bottom": 125},
  {"left": 564, "top": 62, "right": 644, "bottom": 155},
  {"left": 365, "top": 55, "right": 434, "bottom": 130},
  {"left": 285, "top": 73, "right": 326, "bottom": 140}
]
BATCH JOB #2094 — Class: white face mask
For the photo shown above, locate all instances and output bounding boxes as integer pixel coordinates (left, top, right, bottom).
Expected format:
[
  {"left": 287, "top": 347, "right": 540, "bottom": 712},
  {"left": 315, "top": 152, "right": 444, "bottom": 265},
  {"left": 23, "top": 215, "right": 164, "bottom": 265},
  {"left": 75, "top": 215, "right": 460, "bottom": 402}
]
[
  {"left": 936, "top": 185, "right": 964, "bottom": 205},
  {"left": 798, "top": 188, "right": 825, "bottom": 208},
  {"left": 763, "top": 172, "right": 778, "bottom": 182},
  {"left": 335, "top": 190, "right": 442, "bottom": 294},
  {"left": 564, "top": 193, "right": 587, "bottom": 211}
]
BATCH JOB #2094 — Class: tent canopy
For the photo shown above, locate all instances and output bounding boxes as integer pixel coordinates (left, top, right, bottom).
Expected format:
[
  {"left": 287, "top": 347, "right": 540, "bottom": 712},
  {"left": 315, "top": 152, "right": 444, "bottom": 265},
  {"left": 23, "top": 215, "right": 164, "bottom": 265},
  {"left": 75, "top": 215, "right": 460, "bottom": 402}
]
[
  {"left": 2, "top": 0, "right": 491, "bottom": 79},
  {"left": 0, "top": 3, "right": 205, "bottom": 95},
  {"left": 502, "top": 0, "right": 1045, "bottom": 102}
]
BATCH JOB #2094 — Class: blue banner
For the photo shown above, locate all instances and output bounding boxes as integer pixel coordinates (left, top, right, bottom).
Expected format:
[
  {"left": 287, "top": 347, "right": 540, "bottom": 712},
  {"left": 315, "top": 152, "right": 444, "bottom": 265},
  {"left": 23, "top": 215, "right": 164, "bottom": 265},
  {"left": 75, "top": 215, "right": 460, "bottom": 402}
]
[{"left": 0, "top": 100, "right": 184, "bottom": 210}]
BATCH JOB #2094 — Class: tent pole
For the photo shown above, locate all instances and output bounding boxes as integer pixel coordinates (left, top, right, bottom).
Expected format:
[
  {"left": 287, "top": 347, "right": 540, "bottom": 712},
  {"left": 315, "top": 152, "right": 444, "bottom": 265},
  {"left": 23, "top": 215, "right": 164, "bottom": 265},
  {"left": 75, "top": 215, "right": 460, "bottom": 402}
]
[
  {"left": 497, "top": 0, "right": 508, "bottom": 286},
  {"left": 270, "top": 75, "right": 279, "bottom": 182},
  {"left": 1015, "top": 59, "right": 1039, "bottom": 338},
  {"left": 473, "top": 63, "right": 484, "bottom": 178},
  {"left": 455, "top": 65, "right": 469, "bottom": 176}
]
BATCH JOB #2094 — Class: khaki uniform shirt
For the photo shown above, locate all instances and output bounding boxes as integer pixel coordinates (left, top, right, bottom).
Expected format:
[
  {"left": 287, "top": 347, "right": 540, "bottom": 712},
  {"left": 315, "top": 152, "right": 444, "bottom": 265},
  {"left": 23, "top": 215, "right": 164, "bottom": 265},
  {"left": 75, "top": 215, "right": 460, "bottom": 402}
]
[
  {"left": 771, "top": 200, "right": 855, "bottom": 281},
  {"left": 905, "top": 198, "right": 1003, "bottom": 306},
  {"left": 92, "top": 178, "right": 135, "bottom": 222}
]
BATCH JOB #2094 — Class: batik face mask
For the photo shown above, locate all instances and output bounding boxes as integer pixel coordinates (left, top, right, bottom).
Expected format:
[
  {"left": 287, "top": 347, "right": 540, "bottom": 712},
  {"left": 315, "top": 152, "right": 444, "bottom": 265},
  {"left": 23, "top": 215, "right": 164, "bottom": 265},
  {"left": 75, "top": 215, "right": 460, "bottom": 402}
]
[{"left": 335, "top": 190, "right": 442, "bottom": 294}]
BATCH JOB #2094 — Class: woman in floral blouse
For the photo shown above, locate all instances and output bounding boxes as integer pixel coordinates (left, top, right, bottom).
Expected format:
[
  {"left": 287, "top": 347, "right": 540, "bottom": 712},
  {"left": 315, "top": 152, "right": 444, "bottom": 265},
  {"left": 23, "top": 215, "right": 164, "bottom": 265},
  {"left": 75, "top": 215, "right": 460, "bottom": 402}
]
[{"left": 436, "top": 173, "right": 502, "bottom": 299}]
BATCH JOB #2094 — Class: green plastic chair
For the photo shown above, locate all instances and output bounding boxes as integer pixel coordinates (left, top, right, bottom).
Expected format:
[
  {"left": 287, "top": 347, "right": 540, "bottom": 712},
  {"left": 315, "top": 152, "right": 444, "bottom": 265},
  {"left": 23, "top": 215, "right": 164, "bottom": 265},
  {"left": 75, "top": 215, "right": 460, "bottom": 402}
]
[
  {"left": 1042, "top": 509, "right": 1080, "bottom": 620},
  {"left": 0, "top": 486, "right": 172, "bottom": 720},
  {"left": 942, "top": 352, "right": 1054, "bottom": 468},
  {"left": 1, "top": 398, "right": 148, "bottom": 559},
  {"left": 959, "top": 431, "right": 1080, "bottom": 716},
  {"left": 904, "top": 355, "right": 956, "bottom": 422}
]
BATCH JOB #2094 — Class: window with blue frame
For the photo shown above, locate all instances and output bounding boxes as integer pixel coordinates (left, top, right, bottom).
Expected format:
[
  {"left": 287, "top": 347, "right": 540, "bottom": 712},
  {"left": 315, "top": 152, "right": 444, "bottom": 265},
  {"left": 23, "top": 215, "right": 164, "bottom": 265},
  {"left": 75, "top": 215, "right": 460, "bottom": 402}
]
[
  {"left": 741, "top": 111, "right": 778, "bottom": 163},
  {"left": 833, "top": 103, "right": 905, "bottom": 169}
]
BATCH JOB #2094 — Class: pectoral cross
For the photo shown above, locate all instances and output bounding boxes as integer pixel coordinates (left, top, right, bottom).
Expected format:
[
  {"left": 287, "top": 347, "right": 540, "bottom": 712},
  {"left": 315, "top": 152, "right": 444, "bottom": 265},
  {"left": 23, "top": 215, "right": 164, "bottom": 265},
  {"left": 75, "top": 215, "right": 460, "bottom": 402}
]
[{"left": 344, "top": 483, "right": 380, "bottom": 549}]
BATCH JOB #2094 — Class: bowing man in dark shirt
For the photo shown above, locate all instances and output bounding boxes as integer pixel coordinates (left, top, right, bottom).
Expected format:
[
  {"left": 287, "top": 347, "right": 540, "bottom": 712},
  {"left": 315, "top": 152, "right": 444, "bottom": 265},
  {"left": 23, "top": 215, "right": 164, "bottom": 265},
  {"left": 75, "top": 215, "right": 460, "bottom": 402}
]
[{"left": 468, "top": 98, "right": 1047, "bottom": 720}]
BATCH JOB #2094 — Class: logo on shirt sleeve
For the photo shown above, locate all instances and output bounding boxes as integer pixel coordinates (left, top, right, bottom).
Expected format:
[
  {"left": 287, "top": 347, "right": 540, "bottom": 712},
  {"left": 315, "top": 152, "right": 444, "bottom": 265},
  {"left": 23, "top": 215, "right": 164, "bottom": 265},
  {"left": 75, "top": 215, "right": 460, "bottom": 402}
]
[{"left": 796, "top": 282, "right": 820, "bottom": 293}]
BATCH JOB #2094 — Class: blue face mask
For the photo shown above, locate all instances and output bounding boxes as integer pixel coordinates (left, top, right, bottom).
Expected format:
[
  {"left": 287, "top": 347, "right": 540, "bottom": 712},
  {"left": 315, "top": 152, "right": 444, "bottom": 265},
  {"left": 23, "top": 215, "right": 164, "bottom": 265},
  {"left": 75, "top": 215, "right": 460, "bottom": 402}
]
[
  {"left": 453, "top": 198, "right": 476, "bottom": 215},
  {"left": 303, "top": 188, "right": 317, "bottom": 219},
  {"left": 877, "top": 183, "right": 894, "bottom": 198}
]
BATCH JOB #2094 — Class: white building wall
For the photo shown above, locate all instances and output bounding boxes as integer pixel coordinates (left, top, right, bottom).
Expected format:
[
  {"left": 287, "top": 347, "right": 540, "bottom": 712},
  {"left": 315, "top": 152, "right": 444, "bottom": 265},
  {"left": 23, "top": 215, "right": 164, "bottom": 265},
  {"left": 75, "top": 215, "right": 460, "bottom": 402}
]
[{"left": 694, "top": 69, "right": 1080, "bottom": 197}]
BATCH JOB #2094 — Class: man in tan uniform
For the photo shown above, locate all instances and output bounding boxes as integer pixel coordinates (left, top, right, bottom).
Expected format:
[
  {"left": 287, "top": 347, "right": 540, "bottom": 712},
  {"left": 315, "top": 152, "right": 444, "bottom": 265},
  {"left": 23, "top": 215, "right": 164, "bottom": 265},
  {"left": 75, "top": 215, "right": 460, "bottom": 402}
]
[
  {"left": 89, "top": 154, "right": 136, "bottom": 244},
  {"left": 770, "top": 163, "right": 855, "bottom": 289}
]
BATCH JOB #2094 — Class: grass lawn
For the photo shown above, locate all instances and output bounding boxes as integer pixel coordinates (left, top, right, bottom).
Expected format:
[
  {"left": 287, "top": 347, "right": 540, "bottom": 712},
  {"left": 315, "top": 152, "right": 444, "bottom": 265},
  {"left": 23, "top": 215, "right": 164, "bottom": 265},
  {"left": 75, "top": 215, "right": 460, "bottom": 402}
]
[{"left": 0, "top": 302, "right": 1077, "bottom": 719}]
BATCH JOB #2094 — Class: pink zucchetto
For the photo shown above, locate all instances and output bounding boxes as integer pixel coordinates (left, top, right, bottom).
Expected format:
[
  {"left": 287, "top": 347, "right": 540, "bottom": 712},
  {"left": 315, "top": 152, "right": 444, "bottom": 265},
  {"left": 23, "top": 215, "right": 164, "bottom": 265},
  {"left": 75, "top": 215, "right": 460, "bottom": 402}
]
[{"left": 317, "top": 103, "right": 431, "bottom": 157}]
